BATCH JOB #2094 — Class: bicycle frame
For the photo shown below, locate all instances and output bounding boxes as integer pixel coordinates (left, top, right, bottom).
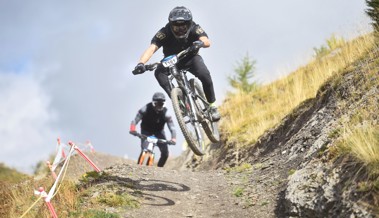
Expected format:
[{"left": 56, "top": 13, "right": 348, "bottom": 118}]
[
  {"left": 134, "top": 133, "right": 168, "bottom": 166},
  {"left": 143, "top": 48, "right": 219, "bottom": 155}
]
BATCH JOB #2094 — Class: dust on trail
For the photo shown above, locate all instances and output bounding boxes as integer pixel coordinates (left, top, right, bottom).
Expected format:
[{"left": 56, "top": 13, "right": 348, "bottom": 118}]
[
  {"left": 68, "top": 143, "right": 282, "bottom": 217},
  {"left": 103, "top": 163, "right": 255, "bottom": 218}
]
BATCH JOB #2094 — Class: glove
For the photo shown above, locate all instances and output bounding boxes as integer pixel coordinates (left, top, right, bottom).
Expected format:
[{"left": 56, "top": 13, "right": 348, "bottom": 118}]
[
  {"left": 168, "top": 138, "right": 176, "bottom": 145},
  {"left": 129, "top": 123, "right": 138, "bottom": 136},
  {"left": 129, "top": 130, "right": 138, "bottom": 136},
  {"left": 188, "top": 40, "right": 204, "bottom": 54},
  {"left": 132, "top": 63, "right": 146, "bottom": 75}
]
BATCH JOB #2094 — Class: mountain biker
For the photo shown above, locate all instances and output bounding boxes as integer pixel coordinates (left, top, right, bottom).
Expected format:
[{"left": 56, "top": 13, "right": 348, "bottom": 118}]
[
  {"left": 129, "top": 92, "right": 176, "bottom": 167},
  {"left": 132, "top": 6, "right": 221, "bottom": 121}
]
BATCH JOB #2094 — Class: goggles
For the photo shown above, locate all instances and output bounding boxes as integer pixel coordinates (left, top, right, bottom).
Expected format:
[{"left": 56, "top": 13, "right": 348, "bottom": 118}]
[{"left": 153, "top": 101, "right": 165, "bottom": 108}]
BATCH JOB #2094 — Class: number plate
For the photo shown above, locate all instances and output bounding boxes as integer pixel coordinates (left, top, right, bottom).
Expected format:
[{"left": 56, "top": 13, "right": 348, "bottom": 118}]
[
  {"left": 162, "top": 55, "right": 178, "bottom": 67},
  {"left": 147, "top": 142, "right": 153, "bottom": 151}
]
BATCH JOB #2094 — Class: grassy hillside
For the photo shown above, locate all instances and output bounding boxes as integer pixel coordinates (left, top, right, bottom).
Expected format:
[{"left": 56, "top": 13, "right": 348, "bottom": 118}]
[
  {"left": 220, "top": 32, "right": 376, "bottom": 155},
  {"left": 219, "top": 32, "right": 379, "bottom": 209},
  {"left": 0, "top": 163, "right": 29, "bottom": 183}
]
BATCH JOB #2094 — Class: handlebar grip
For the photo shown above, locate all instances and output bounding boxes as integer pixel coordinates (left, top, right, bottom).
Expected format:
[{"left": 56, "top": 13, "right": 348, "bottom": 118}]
[
  {"left": 139, "top": 134, "right": 147, "bottom": 139},
  {"left": 145, "top": 63, "right": 159, "bottom": 71},
  {"left": 157, "top": 139, "right": 167, "bottom": 144}
]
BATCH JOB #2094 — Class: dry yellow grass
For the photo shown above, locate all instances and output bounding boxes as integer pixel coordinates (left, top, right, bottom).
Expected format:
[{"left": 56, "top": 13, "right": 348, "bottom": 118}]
[
  {"left": 342, "top": 123, "right": 379, "bottom": 173},
  {"left": 338, "top": 86, "right": 379, "bottom": 176},
  {"left": 9, "top": 177, "right": 54, "bottom": 218},
  {"left": 220, "top": 33, "right": 376, "bottom": 149}
]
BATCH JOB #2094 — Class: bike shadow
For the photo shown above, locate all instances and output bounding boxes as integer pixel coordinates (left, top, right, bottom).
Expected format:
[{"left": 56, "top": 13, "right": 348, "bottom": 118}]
[
  {"left": 84, "top": 174, "right": 191, "bottom": 207},
  {"left": 134, "top": 179, "right": 191, "bottom": 192}
]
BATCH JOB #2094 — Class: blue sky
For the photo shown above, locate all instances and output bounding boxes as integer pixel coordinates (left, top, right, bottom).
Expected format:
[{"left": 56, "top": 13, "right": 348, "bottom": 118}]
[{"left": 0, "top": 1, "right": 371, "bottom": 173}]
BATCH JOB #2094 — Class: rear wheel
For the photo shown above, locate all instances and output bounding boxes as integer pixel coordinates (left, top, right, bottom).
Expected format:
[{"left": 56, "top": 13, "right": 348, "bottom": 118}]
[
  {"left": 190, "top": 79, "right": 220, "bottom": 143},
  {"left": 171, "top": 87, "right": 205, "bottom": 156}
]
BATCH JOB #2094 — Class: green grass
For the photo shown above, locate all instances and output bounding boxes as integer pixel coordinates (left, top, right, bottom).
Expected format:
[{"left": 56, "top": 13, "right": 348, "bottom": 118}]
[
  {"left": 69, "top": 209, "right": 120, "bottom": 218},
  {"left": 225, "top": 163, "right": 252, "bottom": 173},
  {"left": 97, "top": 192, "right": 140, "bottom": 208},
  {"left": 233, "top": 187, "right": 244, "bottom": 197},
  {"left": 288, "top": 169, "right": 296, "bottom": 176}
]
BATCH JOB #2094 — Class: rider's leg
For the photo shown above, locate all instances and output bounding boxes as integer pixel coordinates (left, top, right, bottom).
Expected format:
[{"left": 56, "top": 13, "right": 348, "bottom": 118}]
[
  {"left": 184, "top": 55, "right": 220, "bottom": 121},
  {"left": 184, "top": 55, "right": 215, "bottom": 103},
  {"left": 157, "top": 143, "right": 169, "bottom": 167},
  {"left": 155, "top": 131, "right": 169, "bottom": 167},
  {"left": 154, "top": 65, "right": 172, "bottom": 98}
]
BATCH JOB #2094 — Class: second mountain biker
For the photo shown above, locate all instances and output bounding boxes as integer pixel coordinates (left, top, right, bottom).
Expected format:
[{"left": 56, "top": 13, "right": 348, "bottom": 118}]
[{"left": 129, "top": 92, "right": 176, "bottom": 167}]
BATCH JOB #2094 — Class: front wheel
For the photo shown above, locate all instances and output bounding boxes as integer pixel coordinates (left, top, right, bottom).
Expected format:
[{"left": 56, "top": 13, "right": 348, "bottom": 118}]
[{"left": 171, "top": 87, "right": 205, "bottom": 156}]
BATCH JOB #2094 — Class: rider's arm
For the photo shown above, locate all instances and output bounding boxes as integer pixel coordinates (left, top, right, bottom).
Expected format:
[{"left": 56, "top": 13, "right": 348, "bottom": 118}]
[
  {"left": 166, "top": 115, "right": 176, "bottom": 140},
  {"left": 130, "top": 105, "right": 147, "bottom": 132},
  {"left": 192, "top": 24, "right": 210, "bottom": 48},
  {"left": 199, "top": 36, "right": 210, "bottom": 48},
  {"left": 138, "top": 44, "right": 159, "bottom": 64}
]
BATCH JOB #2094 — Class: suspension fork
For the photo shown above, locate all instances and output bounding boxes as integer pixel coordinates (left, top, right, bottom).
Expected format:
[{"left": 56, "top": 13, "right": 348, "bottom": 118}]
[
  {"left": 180, "top": 73, "right": 204, "bottom": 144},
  {"left": 170, "top": 66, "right": 203, "bottom": 136},
  {"left": 169, "top": 66, "right": 205, "bottom": 147}
]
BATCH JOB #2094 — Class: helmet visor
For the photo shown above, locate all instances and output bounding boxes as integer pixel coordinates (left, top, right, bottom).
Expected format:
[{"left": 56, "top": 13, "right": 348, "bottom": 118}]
[{"left": 171, "top": 22, "right": 189, "bottom": 37}]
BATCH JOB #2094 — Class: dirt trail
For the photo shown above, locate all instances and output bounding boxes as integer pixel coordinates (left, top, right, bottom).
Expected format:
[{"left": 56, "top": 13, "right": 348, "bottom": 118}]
[{"left": 102, "top": 163, "right": 256, "bottom": 218}]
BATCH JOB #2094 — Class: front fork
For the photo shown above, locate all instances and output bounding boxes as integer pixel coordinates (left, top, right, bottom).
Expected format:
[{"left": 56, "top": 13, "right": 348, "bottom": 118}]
[
  {"left": 169, "top": 67, "right": 204, "bottom": 147},
  {"left": 181, "top": 74, "right": 205, "bottom": 147}
]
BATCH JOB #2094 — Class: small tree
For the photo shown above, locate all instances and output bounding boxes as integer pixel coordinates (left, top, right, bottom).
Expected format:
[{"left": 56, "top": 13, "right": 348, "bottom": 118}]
[
  {"left": 313, "top": 34, "right": 345, "bottom": 58},
  {"left": 228, "top": 54, "right": 259, "bottom": 93},
  {"left": 366, "top": 0, "right": 379, "bottom": 32}
]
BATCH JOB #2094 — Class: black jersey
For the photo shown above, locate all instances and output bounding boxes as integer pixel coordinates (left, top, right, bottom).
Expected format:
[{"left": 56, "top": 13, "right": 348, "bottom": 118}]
[
  {"left": 140, "top": 103, "right": 168, "bottom": 133},
  {"left": 131, "top": 102, "right": 176, "bottom": 138},
  {"left": 151, "top": 22, "right": 208, "bottom": 57}
]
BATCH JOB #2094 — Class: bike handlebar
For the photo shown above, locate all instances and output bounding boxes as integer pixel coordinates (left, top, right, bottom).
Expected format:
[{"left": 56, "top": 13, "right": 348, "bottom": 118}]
[
  {"left": 144, "top": 47, "right": 191, "bottom": 72},
  {"left": 134, "top": 40, "right": 205, "bottom": 74},
  {"left": 133, "top": 132, "right": 174, "bottom": 145}
]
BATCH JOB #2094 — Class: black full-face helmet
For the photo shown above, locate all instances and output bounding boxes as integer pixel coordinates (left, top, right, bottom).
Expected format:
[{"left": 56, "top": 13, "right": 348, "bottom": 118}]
[
  {"left": 168, "top": 6, "right": 193, "bottom": 39},
  {"left": 152, "top": 92, "right": 166, "bottom": 111}
]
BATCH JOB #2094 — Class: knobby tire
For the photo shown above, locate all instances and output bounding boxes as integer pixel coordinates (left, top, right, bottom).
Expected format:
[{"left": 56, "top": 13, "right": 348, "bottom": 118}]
[{"left": 171, "top": 87, "right": 205, "bottom": 156}]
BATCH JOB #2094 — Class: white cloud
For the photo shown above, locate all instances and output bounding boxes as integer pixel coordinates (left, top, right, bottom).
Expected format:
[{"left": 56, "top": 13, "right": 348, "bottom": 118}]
[{"left": 0, "top": 71, "right": 58, "bottom": 173}]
